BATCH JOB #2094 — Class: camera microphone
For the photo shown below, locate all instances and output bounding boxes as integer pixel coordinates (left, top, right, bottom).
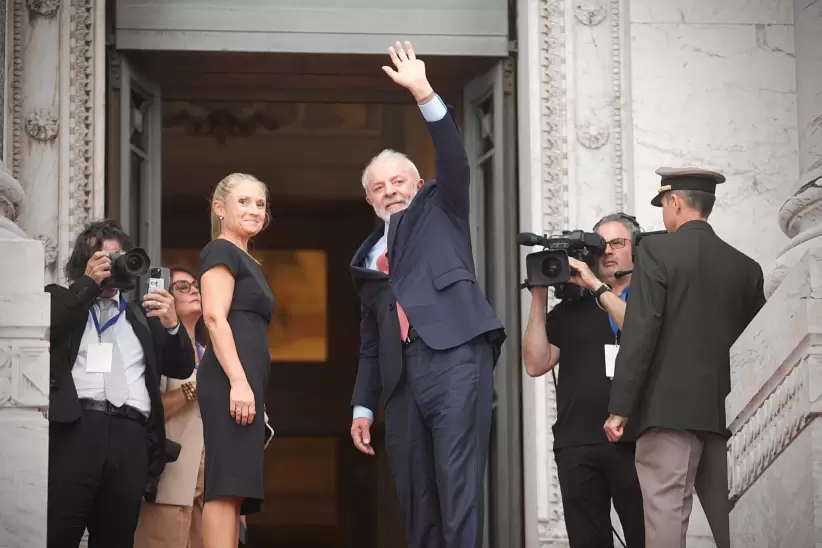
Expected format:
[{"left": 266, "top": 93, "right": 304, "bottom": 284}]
[
  {"left": 614, "top": 270, "right": 633, "bottom": 279},
  {"left": 517, "top": 232, "right": 548, "bottom": 247}
]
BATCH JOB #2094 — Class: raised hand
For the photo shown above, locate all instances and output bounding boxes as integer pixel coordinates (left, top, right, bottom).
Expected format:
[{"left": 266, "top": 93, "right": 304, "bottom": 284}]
[
  {"left": 382, "top": 41, "right": 434, "bottom": 103},
  {"left": 84, "top": 251, "right": 112, "bottom": 286},
  {"left": 142, "top": 288, "right": 180, "bottom": 329}
]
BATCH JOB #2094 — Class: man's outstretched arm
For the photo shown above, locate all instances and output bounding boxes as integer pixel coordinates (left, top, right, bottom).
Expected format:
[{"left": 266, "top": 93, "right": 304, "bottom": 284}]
[{"left": 381, "top": 40, "right": 470, "bottom": 219}]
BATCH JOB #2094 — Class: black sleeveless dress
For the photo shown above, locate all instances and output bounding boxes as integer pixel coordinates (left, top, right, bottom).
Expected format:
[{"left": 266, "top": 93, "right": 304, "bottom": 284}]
[{"left": 197, "top": 238, "right": 274, "bottom": 515}]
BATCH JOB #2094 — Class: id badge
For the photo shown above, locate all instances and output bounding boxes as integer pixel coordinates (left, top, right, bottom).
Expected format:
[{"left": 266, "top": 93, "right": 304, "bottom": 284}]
[
  {"left": 604, "top": 344, "right": 619, "bottom": 379},
  {"left": 86, "top": 342, "right": 113, "bottom": 373}
]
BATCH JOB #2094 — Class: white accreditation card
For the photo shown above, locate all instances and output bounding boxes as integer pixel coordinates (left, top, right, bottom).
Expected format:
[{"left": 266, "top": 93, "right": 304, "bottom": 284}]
[
  {"left": 604, "top": 344, "right": 619, "bottom": 379},
  {"left": 86, "top": 342, "right": 113, "bottom": 373}
]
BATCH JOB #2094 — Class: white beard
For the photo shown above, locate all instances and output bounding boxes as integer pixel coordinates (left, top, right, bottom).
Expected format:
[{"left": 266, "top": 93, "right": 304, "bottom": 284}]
[{"left": 374, "top": 192, "right": 417, "bottom": 223}]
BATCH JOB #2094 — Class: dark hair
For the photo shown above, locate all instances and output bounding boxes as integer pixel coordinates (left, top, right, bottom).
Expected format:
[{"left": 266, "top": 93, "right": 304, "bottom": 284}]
[
  {"left": 670, "top": 189, "right": 715, "bottom": 217},
  {"left": 169, "top": 265, "right": 197, "bottom": 280},
  {"left": 168, "top": 264, "right": 208, "bottom": 345},
  {"left": 64, "top": 219, "right": 134, "bottom": 281}
]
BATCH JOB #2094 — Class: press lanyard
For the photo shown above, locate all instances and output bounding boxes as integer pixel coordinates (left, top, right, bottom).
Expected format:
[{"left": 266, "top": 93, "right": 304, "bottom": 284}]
[
  {"left": 89, "top": 296, "right": 126, "bottom": 342},
  {"left": 608, "top": 286, "right": 630, "bottom": 339},
  {"left": 195, "top": 342, "right": 204, "bottom": 368}
]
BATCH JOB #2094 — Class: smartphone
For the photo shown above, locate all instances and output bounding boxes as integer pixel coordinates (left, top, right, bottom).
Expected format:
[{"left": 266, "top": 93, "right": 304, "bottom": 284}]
[
  {"left": 147, "top": 266, "right": 171, "bottom": 294},
  {"left": 264, "top": 422, "right": 275, "bottom": 449}
]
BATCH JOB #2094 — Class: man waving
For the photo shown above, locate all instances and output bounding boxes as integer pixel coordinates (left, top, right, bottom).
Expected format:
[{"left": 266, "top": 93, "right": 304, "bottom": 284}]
[{"left": 349, "top": 41, "right": 506, "bottom": 548}]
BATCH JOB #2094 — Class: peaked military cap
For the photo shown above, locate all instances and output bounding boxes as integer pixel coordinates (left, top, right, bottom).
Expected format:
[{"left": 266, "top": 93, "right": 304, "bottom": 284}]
[{"left": 651, "top": 167, "right": 726, "bottom": 207}]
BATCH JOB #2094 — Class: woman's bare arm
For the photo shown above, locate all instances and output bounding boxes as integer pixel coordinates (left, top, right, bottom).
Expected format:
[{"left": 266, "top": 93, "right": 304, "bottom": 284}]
[
  {"left": 200, "top": 266, "right": 247, "bottom": 386},
  {"left": 162, "top": 388, "right": 190, "bottom": 420}
]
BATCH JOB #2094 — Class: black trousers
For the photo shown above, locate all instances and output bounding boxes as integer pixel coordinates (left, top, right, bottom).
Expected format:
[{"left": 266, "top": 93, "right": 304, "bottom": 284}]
[
  {"left": 384, "top": 335, "right": 494, "bottom": 548},
  {"left": 48, "top": 409, "right": 148, "bottom": 548},
  {"left": 555, "top": 442, "right": 645, "bottom": 548}
]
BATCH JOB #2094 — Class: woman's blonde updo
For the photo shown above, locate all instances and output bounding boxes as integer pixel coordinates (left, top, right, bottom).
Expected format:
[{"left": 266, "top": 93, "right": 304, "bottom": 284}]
[{"left": 209, "top": 172, "right": 270, "bottom": 241}]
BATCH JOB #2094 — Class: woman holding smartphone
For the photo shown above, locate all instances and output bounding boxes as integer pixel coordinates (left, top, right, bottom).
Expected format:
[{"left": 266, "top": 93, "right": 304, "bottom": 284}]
[{"left": 198, "top": 173, "right": 274, "bottom": 548}]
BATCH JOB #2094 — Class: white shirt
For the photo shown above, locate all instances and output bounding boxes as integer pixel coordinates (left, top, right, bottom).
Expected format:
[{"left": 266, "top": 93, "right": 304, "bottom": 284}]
[
  {"left": 353, "top": 93, "right": 449, "bottom": 423},
  {"left": 364, "top": 222, "right": 390, "bottom": 270},
  {"left": 71, "top": 291, "right": 156, "bottom": 415}
]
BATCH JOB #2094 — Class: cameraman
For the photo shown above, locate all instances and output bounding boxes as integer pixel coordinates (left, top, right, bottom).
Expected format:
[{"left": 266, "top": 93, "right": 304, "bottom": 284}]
[
  {"left": 523, "top": 213, "right": 644, "bottom": 548},
  {"left": 45, "top": 220, "right": 196, "bottom": 548}
]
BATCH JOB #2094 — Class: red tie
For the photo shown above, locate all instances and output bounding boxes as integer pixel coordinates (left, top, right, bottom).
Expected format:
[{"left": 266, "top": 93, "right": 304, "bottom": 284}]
[{"left": 376, "top": 249, "right": 409, "bottom": 341}]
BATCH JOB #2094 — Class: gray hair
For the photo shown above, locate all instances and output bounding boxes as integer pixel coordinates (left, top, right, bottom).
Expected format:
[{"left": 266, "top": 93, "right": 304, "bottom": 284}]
[
  {"left": 361, "top": 149, "right": 420, "bottom": 191},
  {"left": 593, "top": 212, "right": 642, "bottom": 238}
]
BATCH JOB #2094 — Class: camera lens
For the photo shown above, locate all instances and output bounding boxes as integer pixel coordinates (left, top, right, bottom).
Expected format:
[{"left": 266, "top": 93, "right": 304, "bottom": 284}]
[
  {"left": 542, "top": 256, "right": 563, "bottom": 279},
  {"left": 122, "top": 250, "right": 149, "bottom": 276}
]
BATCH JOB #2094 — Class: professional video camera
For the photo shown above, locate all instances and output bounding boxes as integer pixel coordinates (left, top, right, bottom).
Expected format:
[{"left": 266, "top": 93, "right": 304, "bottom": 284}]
[
  {"left": 102, "top": 248, "right": 151, "bottom": 291},
  {"left": 517, "top": 230, "right": 607, "bottom": 300},
  {"left": 144, "top": 438, "right": 182, "bottom": 503}
]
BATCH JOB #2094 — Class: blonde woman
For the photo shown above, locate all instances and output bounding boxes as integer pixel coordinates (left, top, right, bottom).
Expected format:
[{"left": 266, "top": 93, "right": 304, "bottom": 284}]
[
  {"left": 134, "top": 266, "right": 207, "bottom": 548},
  {"left": 197, "top": 173, "right": 274, "bottom": 548}
]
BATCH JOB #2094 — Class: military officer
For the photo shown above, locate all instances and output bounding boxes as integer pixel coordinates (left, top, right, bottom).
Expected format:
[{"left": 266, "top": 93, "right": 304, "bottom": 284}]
[{"left": 603, "top": 167, "right": 767, "bottom": 548}]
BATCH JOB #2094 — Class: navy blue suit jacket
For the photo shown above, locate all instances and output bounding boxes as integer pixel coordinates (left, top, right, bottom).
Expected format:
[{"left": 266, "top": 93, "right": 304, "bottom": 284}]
[{"left": 350, "top": 112, "right": 506, "bottom": 412}]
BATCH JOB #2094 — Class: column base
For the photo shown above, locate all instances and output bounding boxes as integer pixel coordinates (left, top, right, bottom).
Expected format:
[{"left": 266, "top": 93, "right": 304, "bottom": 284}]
[
  {"left": 0, "top": 237, "right": 51, "bottom": 548},
  {"left": 0, "top": 409, "right": 48, "bottom": 548}
]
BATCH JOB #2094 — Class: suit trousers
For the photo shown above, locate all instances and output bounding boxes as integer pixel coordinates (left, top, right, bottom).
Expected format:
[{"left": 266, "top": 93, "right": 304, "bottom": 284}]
[
  {"left": 383, "top": 334, "right": 494, "bottom": 548},
  {"left": 555, "top": 443, "right": 645, "bottom": 548},
  {"left": 634, "top": 428, "right": 731, "bottom": 548},
  {"left": 48, "top": 409, "right": 148, "bottom": 548},
  {"left": 133, "top": 449, "right": 206, "bottom": 548}
]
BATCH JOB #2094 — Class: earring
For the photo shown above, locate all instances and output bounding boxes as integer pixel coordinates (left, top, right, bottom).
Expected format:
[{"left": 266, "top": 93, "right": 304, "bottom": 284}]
[{"left": 219, "top": 216, "right": 224, "bottom": 220}]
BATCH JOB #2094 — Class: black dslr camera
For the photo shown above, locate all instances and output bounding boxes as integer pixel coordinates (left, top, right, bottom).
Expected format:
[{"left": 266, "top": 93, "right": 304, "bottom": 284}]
[
  {"left": 144, "top": 439, "right": 182, "bottom": 503},
  {"left": 518, "top": 230, "right": 607, "bottom": 300},
  {"left": 102, "top": 248, "right": 151, "bottom": 291}
]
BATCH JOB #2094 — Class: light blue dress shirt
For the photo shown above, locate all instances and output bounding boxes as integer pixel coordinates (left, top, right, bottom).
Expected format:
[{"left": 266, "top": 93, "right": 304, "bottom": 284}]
[{"left": 353, "top": 93, "right": 449, "bottom": 424}]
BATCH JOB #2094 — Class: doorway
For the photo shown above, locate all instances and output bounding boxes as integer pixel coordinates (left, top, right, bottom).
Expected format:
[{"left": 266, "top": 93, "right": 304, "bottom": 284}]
[{"left": 105, "top": 49, "right": 520, "bottom": 547}]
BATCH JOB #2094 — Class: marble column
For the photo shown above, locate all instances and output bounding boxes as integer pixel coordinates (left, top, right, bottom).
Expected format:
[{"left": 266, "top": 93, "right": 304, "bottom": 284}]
[
  {"left": 765, "top": 0, "right": 822, "bottom": 296},
  {"left": 8, "top": 0, "right": 107, "bottom": 286},
  {"left": 726, "top": 3, "right": 822, "bottom": 546},
  {"left": 9, "top": 0, "right": 62, "bottom": 284},
  {"left": 0, "top": 162, "right": 50, "bottom": 548}
]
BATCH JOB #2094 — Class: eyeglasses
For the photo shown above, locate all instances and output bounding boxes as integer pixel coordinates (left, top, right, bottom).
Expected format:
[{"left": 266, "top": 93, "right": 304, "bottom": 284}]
[
  {"left": 171, "top": 280, "right": 199, "bottom": 294},
  {"left": 606, "top": 238, "right": 629, "bottom": 250}
]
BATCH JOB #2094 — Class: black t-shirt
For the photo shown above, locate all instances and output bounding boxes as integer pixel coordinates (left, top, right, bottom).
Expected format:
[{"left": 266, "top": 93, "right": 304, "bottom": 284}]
[{"left": 545, "top": 295, "right": 637, "bottom": 449}]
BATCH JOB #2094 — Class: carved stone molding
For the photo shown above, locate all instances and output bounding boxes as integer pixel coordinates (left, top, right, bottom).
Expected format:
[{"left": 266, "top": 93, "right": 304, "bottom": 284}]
[
  {"left": 766, "top": 180, "right": 822, "bottom": 296},
  {"left": 609, "top": 0, "right": 626, "bottom": 211},
  {"left": 35, "top": 234, "right": 57, "bottom": 267},
  {"left": 26, "top": 0, "right": 60, "bottom": 17},
  {"left": 573, "top": 2, "right": 606, "bottom": 26},
  {"left": 539, "top": 0, "right": 569, "bottom": 541},
  {"left": 67, "top": 0, "right": 96, "bottom": 244},
  {"left": 576, "top": 119, "right": 610, "bottom": 149},
  {"left": 10, "top": 1, "right": 25, "bottom": 181},
  {"left": 24, "top": 109, "right": 59, "bottom": 142},
  {"left": 541, "top": 0, "right": 569, "bottom": 239},
  {"left": 727, "top": 356, "right": 813, "bottom": 501},
  {"left": 0, "top": 342, "right": 50, "bottom": 408},
  {"left": 0, "top": 161, "right": 25, "bottom": 225}
]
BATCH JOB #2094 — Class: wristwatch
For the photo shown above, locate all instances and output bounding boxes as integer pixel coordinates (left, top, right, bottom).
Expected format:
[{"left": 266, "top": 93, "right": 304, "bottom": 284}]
[{"left": 593, "top": 283, "right": 612, "bottom": 301}]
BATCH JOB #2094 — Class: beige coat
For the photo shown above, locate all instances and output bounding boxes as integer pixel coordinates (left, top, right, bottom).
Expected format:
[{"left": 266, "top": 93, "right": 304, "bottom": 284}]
[{"left": 155, "top": 369, "right": 204, "bottom": 507}]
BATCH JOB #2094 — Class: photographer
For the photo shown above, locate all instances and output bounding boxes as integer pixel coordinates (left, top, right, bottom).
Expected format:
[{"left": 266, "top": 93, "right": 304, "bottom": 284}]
[
  {"left": 523, "top": 213, "right": 644, "bottom": 548},
  {"left": 45, "top": 220, "right": 196, "bottom": 548}
]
